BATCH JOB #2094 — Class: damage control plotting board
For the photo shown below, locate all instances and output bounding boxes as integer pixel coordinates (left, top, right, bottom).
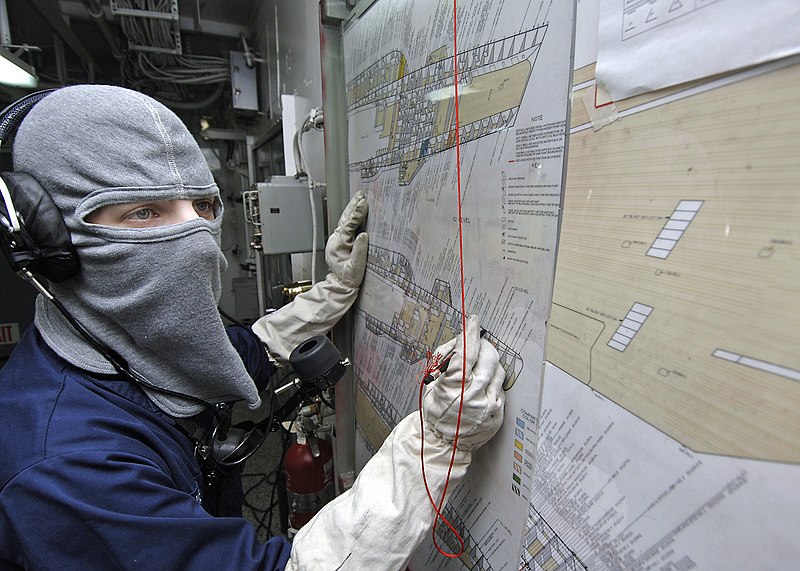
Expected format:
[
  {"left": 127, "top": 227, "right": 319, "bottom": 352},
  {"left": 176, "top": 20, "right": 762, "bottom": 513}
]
[{"left": 343, "top": 0, "right": 574, "bottom": 568}]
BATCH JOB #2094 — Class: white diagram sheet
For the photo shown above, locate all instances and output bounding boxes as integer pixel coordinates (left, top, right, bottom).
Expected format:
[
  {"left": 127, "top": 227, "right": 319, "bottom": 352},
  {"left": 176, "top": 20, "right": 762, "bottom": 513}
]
[
  {"left": 343, "top": 0, "right": 574, "bottom": 568},
  {"left": 595, "top": 0, "right": 800, "bottom": 100},
  {"left": 521, "top": 364, "right": 800, "bottom": 570},
  {"left": 574, "top": 0, "right": 600, "bottom": 70}
]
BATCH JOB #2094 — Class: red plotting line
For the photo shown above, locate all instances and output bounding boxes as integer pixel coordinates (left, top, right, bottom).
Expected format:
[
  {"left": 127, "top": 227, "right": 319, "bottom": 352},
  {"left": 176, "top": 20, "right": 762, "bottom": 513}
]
[
  {"left": 419, "top": 0, "right": 469, "bottom": 560},
  {"left": 594, "top": 82, "right": 614, "bottom": 108}
]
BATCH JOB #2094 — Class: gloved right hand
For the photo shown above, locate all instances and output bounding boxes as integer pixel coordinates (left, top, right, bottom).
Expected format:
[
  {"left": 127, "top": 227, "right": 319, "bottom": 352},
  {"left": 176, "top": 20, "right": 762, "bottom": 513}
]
[
  {"left": 325, "top": 189, "right": 369, "bottom": 289},
  {"left": 285, "top": 315, "right": 506, "bottom": 571},
  {"left": 422, "top": 315, "right": 505, "bottom": 452}
]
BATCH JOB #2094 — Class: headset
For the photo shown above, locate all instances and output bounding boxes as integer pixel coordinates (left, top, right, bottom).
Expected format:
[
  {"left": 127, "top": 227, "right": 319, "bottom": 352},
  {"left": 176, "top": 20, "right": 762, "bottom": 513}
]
[
  {"left": 0, "top": 90, "right": 79, "bottom": 283},
  {"left": 0, "top": 90, "right": 349, "bottom": 482}
]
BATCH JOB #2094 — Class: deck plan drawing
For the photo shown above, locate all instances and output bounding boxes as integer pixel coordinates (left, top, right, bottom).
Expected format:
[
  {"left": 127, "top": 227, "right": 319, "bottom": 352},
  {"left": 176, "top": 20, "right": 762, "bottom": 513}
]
[
  {"left": 540, "top": 60, "right": 800, "bottom": 566},
  {"left": 343, "top": 0, "right": 575, "bottom": 568},
  {"left": 520, "top": 502, "right": 586, "bottom": 571},
  {"left": 359, "top": 245, "right": 524, "bottom": 391},
  {"left": 347, "top": 25, "right": 546, "bottom": 185},
  {"left": 547, "top": 72, "right": 800, "bottom": 463}
]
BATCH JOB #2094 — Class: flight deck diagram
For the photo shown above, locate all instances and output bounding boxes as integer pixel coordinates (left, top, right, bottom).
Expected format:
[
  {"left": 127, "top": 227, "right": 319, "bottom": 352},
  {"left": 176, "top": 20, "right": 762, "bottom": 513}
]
[
  {"left": 344, "top": 0, "right": 574, "bottom": 568},
  {"left": 530, "top": 32, "right": 800, "bottom": 567},
  {"left": 348, "top": 25, "right": 546, "bottom": 185},
  {"left": 358, "top": 245, "right": 523, "bottom": 390},
  {"left": 547, "top": 129, "right": 800, "bottom": 464}
]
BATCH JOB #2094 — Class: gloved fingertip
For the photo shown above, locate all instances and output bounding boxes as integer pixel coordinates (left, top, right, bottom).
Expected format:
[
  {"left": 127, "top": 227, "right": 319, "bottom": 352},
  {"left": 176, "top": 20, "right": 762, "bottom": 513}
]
[
  {"left": 479, "top": 336, "right": 499, "bottom": 358},
  {"left": 484, "top": 358, "right": 506, "bottom": 401},
  {"left": 344, "top": 200, "right": 368, "bottom": 229},
  {"left": 467, "top": 314, "right": 481, "bottom": 330},
  {"left": 350, "top": 234, "right": 369, "bottom": 270},
  {"left": 462, "top": 316, "right": 481, "bottom": 348},
  {"left": 355, "top": 197, "right": 369, "bottom": 217},
  {"left": 433, "top": 336, "right": 457, "bottom": 360}
]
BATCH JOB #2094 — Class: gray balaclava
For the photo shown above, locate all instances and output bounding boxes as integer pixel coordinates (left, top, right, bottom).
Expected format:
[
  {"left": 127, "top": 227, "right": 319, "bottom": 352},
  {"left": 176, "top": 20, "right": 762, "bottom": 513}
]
[{"left": 13, "top": 85, "right": 260, "bottom": 417}]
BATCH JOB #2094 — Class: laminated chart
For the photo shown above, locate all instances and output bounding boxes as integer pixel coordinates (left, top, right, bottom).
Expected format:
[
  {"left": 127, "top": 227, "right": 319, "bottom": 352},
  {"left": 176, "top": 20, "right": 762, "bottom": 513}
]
[
  {"left": 344, "top": 0, "right": 575, "bottom": 568},
  {"left": 541, "top": 41, "right": 800, "bottom": 568}
]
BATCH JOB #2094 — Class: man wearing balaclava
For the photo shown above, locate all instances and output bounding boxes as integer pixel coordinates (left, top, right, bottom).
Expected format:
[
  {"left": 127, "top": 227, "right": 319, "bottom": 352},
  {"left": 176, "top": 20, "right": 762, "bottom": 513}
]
[{"left": 0, "top": 85, "right": 506, "bottom": 570}]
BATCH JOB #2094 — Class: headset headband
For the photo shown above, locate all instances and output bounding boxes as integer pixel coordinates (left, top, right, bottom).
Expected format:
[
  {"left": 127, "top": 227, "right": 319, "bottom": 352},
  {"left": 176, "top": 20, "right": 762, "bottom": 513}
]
[{"left": 0, "top": 89, "right": 58, "bottom": 146}]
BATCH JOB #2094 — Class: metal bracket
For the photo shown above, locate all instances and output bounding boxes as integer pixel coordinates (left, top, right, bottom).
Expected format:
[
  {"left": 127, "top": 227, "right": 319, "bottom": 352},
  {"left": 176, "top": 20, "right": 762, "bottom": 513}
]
[
  {"left": 320, "top": 0, "right": 350, "bottom": 26},
  {"left": 109, "top": 0, "right": 182, "bottom": 55}
]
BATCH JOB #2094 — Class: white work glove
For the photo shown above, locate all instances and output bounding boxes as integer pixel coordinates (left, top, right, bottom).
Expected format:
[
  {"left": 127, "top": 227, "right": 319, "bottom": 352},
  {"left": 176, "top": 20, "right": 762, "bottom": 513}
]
[
  {"left": 423, "top": 315, "right": 505, "bottom": 451},
  {"left": 251, "top": 191, "right": 368, "bottom": 365},
  {"left": 285, "top": 315, "right": 506, "bottom": 571},
  {"left": 324, "top": 189, "right": 369, "bottom": 289}
]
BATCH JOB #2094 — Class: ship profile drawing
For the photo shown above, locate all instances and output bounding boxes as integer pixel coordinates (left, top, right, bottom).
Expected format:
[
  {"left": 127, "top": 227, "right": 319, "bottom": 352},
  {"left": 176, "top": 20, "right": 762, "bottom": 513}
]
[{"left": 347, "top": 25, "right": 548, "bottom": 185}]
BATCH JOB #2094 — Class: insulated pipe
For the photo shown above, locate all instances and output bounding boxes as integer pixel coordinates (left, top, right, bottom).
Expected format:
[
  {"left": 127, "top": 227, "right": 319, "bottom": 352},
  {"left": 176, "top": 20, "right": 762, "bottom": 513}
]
[{"left": 319, "top": 0, "right": 356, "bottom": 489}]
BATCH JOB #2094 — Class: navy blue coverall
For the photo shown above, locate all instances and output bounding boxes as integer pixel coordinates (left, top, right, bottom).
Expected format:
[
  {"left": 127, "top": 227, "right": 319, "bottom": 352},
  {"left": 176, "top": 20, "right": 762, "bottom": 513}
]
[{"left": 0, "top": 326, "right": 291, "bottom": 570}]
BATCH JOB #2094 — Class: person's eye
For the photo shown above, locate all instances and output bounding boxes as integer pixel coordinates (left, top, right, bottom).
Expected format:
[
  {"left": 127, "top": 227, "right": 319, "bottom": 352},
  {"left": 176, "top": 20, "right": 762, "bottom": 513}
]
[
  {"left": 127, "top": 208, "right": 154, "bottom": 221},
  {"left": 194, "top": 198, "right": 218, "bottom": 220}
]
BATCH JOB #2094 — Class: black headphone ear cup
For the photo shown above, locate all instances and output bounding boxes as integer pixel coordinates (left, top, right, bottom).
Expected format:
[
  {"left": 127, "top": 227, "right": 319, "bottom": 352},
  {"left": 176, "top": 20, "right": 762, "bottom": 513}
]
[{"left": 0, "top": 171, "right": 79, "bottom": 282}]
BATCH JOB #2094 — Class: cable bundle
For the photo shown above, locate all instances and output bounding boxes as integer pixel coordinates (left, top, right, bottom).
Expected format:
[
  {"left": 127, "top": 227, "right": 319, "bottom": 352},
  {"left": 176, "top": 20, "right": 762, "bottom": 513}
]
[{"left": 114, "top": 0, "right": 231, "bottom": 106}]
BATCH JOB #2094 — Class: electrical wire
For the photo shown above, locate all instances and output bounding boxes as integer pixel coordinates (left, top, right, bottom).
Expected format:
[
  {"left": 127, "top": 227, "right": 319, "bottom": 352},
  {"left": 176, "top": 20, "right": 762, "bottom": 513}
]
[
  {"left": 241, "top": 425, "right": 291, "bottom": 538},
  {"left": 308, "top": 180, "right": 318, "bottom": 285},
  {"left": 241, "top": 398, "right": 290, "bottom": 538},
  {"left": 293, "top": 107, "right": 325, "bottom": 284}
]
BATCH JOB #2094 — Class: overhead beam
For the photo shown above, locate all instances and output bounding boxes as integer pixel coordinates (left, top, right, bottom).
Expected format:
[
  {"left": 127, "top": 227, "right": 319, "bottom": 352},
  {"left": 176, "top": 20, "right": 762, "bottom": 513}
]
[{"left": 23, "top": 0, "right": 96, "bottom": 73}]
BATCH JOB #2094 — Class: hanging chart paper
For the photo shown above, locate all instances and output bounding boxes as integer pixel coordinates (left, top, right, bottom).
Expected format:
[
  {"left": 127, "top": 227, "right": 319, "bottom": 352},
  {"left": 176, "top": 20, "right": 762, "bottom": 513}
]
[{"left": 343, "top": 0, "right": 575, "bottom": 567}]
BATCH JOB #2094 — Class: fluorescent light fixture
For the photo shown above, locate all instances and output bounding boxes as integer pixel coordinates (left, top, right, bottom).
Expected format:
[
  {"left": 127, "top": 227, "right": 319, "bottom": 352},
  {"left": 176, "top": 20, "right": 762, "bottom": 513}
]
[{"left": 0, "top": 48, "right": 38, "bottom": 89}]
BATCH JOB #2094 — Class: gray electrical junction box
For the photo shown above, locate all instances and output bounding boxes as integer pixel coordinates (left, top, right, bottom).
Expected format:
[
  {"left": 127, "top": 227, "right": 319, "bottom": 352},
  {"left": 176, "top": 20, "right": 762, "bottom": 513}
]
[
  {"left": 230, "top": 50, "right": 258, "bottom": 112},
  {"left": 256, "top": 176, "right": 326, "bottom": 255}
]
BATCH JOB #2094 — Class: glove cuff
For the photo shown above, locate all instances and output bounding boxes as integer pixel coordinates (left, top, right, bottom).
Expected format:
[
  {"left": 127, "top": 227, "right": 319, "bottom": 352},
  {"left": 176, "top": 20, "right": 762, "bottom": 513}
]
[
  {"left": 286, "top": 413, "right": 470, "bottom": 570},
  {"left": 251, "top": 275, "right": 357, "bottom": 366}
]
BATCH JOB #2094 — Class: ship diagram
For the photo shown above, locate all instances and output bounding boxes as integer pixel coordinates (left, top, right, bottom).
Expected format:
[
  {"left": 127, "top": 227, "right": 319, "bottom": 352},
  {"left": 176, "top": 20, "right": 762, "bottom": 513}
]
[
  {"left": 347, "top": 25, "right": 547, "bottom": 185},
  {"left": 357, "top": 245, "right": 522, "bottom": 390}
]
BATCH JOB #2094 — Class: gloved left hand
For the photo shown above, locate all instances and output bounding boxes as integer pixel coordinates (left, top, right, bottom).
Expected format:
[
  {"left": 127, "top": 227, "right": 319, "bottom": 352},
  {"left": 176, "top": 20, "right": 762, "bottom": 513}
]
[
  {"left": 422, "top": 315, "right": 505, "bottom": 451},
  {"left": 251, "top": 191, "right": 368, "bottom": 365}
]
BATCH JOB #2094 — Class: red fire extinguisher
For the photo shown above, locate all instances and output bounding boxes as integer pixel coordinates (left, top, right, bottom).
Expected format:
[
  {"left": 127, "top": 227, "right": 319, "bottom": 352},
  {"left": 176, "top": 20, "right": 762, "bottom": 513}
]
[{"left": 284, "top": 430, "right": 335, "bottom": 531}]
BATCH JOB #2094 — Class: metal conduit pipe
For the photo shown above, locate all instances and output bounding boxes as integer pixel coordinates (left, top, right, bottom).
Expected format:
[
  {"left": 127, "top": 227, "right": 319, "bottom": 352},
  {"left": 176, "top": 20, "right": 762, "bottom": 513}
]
[{"left": 319, "top": 0, "right": 356, "bottom": 490}]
